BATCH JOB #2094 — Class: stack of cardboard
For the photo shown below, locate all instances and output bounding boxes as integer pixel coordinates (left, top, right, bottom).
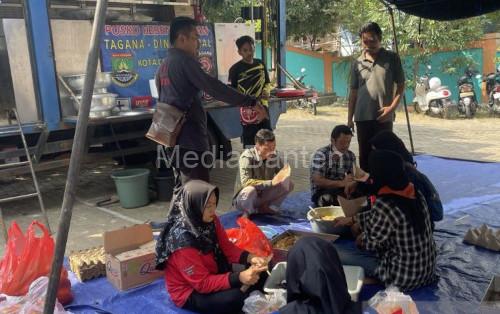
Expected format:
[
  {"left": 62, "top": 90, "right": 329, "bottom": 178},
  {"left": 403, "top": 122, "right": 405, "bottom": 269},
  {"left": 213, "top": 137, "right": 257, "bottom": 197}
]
[{"left": 69, "top": 246, "right": 106, "bottom": 282}]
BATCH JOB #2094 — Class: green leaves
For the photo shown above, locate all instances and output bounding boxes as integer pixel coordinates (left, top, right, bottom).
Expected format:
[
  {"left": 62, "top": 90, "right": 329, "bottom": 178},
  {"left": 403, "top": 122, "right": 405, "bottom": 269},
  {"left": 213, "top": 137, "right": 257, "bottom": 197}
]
[{"left": 287, "top": 0, "right": 340, "bottom": 50}]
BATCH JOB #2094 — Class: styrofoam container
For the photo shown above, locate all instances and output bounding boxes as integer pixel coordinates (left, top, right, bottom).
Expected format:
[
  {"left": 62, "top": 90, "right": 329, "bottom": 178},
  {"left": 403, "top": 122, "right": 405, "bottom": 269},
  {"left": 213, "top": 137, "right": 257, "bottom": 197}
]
[
  {"left": 264, "top": 262, "right": 365, "bottom": 302},
  {"left": 343, "top": 265, "right": 365, "bottom": 302}
]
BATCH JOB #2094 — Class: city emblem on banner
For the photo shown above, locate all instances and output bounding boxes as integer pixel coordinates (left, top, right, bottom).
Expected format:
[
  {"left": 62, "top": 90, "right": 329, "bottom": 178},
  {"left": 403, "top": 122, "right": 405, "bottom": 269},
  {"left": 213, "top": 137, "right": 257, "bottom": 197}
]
[{"left": 111, "top": 53, "right": 139, "bottom": 87}]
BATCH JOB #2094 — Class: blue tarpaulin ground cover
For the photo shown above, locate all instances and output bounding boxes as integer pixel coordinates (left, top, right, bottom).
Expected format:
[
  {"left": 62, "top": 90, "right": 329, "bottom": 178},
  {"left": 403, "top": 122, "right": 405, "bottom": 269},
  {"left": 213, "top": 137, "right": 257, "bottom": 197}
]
[{"left": 65, "top": 155, "right": 500, "bottom": 314}]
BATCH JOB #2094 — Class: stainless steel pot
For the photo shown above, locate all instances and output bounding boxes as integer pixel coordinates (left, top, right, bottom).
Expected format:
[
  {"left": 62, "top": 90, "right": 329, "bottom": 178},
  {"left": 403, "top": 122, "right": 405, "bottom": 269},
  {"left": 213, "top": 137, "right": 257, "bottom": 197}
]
[
  {"left": 65, "top": 72, "right": 112, "bottom": 91},
  {"left": 73, "top": 93, "right": 117, "bottom": 112},
  {"left": 89, "top": 109, "right": 113, "bottom": 118}
]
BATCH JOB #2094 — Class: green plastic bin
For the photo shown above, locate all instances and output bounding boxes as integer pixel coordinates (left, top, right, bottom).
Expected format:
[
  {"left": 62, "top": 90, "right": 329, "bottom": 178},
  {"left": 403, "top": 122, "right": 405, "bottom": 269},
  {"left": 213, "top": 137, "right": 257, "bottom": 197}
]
[{"left": 111, "top": 168, "right": 150, "bottom": 208}]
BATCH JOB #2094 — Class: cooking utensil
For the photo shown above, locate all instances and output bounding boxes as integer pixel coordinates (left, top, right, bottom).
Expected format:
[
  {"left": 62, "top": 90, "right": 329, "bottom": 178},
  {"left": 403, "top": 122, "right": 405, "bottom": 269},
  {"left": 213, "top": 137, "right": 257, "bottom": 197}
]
[
  {"left": 307, "top": 206, "right": 346, "bottom": 234},
  {"left": 65, "top": 72, "right": 112, "bottom": 91},
  {"left": 73, "top": 93, "right": 117, "bottom": 112}
]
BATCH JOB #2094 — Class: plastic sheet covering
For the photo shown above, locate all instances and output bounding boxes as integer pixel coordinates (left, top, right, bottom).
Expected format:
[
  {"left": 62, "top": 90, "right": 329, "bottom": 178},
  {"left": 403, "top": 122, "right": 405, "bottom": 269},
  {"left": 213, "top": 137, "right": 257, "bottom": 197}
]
[{"left": 66, "top": 156, "right": 500, "bottom": 314}]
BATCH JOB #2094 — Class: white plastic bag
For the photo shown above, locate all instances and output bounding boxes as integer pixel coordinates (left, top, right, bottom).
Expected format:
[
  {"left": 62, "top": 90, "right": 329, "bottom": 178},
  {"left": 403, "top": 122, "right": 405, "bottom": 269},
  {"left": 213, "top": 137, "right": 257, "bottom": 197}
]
[
  {"left": 0, "top": 276, "right": 69, "bottom": 314},
  {"left": 368, "top": 286, "right": 419, "bottom": 314},
  {"left": 242, "top": 290, "right": 286, "bottom": 314},
  {"left": 267, "top": 289, "right": 287, "bottom": 311}
]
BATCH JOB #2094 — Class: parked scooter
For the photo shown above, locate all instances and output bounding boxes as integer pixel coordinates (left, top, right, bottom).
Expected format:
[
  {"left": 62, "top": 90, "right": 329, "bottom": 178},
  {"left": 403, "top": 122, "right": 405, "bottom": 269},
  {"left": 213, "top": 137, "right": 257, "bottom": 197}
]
[
  {"left": 457, "top": 69, "right": 480, "bottom": 118},
  {"left": 485, "top": 65, "right": 500, "bottom": 114},
  {"left": 289, "top": 68, "right": 318, "bottom": 115},
  {"left": 413, "top": 65, "right": 454, "bottom": 118}
]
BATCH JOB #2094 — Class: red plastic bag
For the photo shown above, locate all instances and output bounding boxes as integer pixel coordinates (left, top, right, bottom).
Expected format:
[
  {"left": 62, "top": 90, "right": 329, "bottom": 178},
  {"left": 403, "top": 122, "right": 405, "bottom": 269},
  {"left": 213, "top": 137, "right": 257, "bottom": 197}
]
[
  {"left": 0, "top": 221, "right": 72, "bottom": 304},
  {"left": 226, "top": 217, "right": 273, "bottom": 257}
]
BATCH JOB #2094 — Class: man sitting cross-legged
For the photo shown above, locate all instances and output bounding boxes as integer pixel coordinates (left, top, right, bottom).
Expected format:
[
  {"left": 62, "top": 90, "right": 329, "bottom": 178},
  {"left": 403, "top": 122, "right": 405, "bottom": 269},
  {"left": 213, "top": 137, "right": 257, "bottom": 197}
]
[{"left": 233, "top": 129, "right": 293, "bottom": 217}]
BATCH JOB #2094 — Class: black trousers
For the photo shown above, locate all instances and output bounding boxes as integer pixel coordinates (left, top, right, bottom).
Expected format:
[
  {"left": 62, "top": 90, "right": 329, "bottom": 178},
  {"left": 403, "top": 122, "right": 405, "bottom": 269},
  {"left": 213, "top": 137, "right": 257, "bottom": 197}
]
[
  {"left": 183, "top": 272, "right": 267, "bottom": 314},
  {"left": 183, "top": 288, "right": 245, "bottom": 314},
  {"left": 241, "top": 119, "right": 272, "bottom": 147},
  {"left": 355, "top": 121, "right": 393, "bottom": 172},
  {"left": 166, "top": 147, "right": 211, "bottom": 194}
]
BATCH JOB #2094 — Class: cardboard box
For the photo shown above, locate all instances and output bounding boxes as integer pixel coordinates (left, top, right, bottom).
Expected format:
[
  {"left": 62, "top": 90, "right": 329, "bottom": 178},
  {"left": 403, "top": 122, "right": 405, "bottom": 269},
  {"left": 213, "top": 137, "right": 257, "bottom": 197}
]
[
  {"left": 104, "top": 224, "right": 163, "bottom": 291},
  {"left": 271, "top": 230, "right": 339, "bottom": 263}
]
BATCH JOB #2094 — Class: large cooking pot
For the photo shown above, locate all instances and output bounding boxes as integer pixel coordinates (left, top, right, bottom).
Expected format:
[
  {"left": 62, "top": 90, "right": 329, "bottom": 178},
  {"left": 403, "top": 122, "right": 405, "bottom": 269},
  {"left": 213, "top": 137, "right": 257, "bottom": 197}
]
[
  {"left": 65, "top": 72, "right": 112, "bottom": 91},
  {"left": 307, "top": 206, "right": 346, "bottom": 234}
]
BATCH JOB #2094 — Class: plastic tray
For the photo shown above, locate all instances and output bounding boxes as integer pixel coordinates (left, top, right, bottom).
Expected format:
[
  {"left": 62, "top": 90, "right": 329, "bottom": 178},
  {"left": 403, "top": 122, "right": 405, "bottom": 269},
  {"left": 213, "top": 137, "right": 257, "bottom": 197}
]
[
  {"left": 264, "top": 262, "right": 365, "bottom": 302},
  {"left": 271, "top": 230, "right": 339, "bottom": 263}
]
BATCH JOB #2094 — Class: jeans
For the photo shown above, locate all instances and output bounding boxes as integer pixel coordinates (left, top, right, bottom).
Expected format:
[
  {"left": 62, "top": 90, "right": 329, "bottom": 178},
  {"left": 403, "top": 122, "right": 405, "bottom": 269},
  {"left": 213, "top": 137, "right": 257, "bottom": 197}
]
[{"left": 332, "top": 239, "right": 379, "bottom": 277}]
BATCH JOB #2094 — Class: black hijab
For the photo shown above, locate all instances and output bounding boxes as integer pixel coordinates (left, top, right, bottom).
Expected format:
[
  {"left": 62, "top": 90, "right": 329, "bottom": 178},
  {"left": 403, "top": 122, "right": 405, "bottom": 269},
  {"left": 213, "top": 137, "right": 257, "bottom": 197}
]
[
  {"left": 155, "top": 180, "right": 229, "bottom": 272},
  {"left": 369, "top": 150, "right": 427, "bottom": 234},
  {"left": 369, "top": 130, "right": 415, "bottom": 165},
  {"left": 280, "top": 237, "right": 359, "bottom": 314}
]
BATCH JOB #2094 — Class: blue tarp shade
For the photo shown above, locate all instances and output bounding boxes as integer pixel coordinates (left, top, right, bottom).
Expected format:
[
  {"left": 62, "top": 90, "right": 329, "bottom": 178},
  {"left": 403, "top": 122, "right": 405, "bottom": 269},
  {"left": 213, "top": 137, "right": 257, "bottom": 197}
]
[
  {"left": 386, "top": 0, "right": 500, "bottom": 20},
  {"left": 65, "top": 155, "right": 500, "bottom": 314}
]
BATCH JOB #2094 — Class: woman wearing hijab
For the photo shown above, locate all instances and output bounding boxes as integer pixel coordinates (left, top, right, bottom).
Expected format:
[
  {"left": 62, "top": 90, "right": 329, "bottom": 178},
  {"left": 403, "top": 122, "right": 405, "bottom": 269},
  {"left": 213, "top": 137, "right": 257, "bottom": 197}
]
[
  {"left": 334, "top": 150, "right": 437, "bottom": 291},
  {"left": 368, "top": 130, "right": 443, "bottom": 223},
  {"left": 155, "top": 180, "right": 268, "bottom": 314},
  {"left": 344, "top": 131, "right": 443, "bottom": 226},
  {"left": 280, "top": 237, "right": 360, "bottom": 314}
]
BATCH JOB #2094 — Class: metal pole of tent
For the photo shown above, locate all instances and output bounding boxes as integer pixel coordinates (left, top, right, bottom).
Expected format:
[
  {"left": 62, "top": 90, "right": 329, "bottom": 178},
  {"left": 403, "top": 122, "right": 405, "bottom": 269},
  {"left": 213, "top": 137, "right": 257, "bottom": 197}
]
[
  {"left": 43, "top": 0, "right": 108, "bottom": 313},
  {"left": 383, "top": 2, "right": 416, "bottom": 155}
]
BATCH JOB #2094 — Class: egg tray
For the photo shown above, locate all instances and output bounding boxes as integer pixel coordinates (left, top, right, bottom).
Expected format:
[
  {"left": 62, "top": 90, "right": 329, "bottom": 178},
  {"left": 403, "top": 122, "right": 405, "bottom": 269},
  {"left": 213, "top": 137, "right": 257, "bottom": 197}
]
[{"left": 68, "top": 246, "right": 106, "bottom": 282}]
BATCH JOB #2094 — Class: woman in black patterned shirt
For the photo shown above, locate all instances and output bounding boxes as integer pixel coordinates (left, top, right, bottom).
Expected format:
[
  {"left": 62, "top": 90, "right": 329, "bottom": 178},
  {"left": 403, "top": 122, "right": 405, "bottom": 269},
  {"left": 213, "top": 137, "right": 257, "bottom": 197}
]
[{"left": 334, "top": 150, "right": 437, "bottom": 291}]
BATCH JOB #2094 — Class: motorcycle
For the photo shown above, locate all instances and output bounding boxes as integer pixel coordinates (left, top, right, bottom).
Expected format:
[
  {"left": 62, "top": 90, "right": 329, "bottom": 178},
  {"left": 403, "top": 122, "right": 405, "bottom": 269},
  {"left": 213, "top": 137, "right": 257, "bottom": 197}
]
[
  {"left": 485, "top": 65, "right": 500, "bottom": 114},
  {"left": 413, "top": 65, "right": 454, "bottom": 118},
  {"left": 457, "top": 69, "right": 480, "bottom": 118},
  {"left": 288, "top": 68, "right": 318, "bottom": 115}
]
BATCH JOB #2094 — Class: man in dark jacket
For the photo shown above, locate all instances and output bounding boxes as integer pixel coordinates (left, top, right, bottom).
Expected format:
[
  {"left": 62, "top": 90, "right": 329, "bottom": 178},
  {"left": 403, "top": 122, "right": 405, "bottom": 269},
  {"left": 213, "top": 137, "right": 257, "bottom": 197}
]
[{"left": 156, "top": 17, "right": 266, "bottom": 190}]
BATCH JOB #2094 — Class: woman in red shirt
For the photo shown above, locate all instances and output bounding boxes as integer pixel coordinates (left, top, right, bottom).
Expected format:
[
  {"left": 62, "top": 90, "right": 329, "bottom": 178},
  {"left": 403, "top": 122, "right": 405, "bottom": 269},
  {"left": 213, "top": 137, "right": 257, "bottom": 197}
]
[{"left": 155, "top": 180, "right": 268, "bottom": 314}]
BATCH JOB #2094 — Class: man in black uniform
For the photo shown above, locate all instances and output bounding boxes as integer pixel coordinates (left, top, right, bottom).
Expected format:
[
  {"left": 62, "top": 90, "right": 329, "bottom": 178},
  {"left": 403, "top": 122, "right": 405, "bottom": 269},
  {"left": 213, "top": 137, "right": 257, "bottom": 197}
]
[
  {"left": 156, "top": 17, "right": 266, "bottom": 190},
  {"left": 228, "top": 36, "right": 272, "bottom": 147}
]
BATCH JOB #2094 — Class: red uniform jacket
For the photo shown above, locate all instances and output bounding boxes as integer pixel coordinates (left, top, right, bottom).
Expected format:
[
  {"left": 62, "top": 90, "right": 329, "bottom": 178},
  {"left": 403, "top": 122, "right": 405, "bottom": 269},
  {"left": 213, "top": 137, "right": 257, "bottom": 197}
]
[{"left": 164, "top": 217, "right": 248, "bottom": 307}]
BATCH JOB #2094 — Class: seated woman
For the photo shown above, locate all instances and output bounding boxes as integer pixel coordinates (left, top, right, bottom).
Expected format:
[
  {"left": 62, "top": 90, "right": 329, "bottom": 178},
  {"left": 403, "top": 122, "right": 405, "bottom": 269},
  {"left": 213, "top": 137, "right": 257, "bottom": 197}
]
[
  {"left": 334, "top": 150, "right": 438, "bottom": 292},
  {"left": 280, "top": 237, "right": 359, "bottom": 314},
  {"left": 155, "top": 180, "right": 268, "bottom": 314},
  {"left": 345, "top": 130, "right": 443, "bottom": 225},
  {"left": 368, "top": 130, "right": 443, "bottom": 223}
]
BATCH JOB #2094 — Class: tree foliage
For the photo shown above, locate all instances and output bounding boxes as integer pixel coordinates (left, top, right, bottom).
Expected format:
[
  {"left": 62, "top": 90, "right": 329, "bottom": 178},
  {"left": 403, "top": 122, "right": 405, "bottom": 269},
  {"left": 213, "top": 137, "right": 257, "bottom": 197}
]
[
  {"left": 286, "top": 0, "right": 339, "bottom": 50},
  {"left": 201, "top": 0, "right": 247, "bottom": 23},
  {"left": 336, "top": 0, "right": 490, "bottom": 87}
]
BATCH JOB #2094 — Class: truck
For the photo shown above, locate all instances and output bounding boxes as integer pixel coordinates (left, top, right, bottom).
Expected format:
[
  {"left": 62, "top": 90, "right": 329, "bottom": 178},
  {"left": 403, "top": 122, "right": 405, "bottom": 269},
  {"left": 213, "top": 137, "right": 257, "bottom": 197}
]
[{"left": 0, "top": 0, "right": 288, "bottom": 174}]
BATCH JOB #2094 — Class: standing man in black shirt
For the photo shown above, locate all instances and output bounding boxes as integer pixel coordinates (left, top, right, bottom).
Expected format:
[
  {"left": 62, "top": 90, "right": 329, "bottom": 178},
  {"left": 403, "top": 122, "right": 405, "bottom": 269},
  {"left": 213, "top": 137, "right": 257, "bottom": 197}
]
[
  {"left": 156, "top": 17, "right": 264, "bottom": 191},
  {"left": 228, "top": 36, "right": 272, "bottom": 148}
]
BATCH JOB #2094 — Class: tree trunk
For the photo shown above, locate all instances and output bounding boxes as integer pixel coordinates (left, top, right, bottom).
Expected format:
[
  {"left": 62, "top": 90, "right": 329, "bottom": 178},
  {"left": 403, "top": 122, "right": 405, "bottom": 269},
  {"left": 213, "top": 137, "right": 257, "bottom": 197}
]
[{"left": 309, "top": 35, "right": 316, "bottom": 51}]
